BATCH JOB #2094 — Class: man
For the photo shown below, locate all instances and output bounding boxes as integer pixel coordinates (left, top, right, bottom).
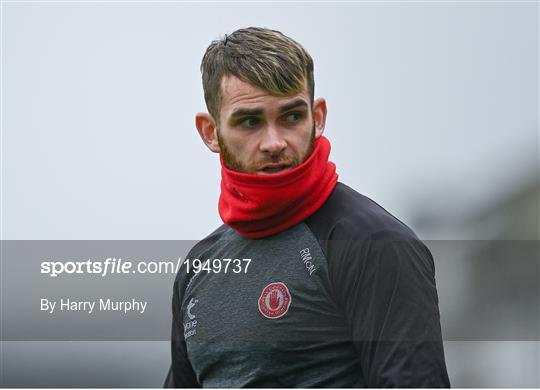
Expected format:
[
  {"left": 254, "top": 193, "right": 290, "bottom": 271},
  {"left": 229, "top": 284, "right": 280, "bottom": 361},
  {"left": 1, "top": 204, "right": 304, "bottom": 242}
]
[{"left": 164, "top": 27, "right": 450, "bottom": 388}]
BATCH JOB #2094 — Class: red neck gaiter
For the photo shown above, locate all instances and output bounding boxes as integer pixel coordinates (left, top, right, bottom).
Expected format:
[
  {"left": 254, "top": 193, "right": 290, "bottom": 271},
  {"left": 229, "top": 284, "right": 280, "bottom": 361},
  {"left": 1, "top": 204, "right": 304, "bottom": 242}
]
[{"left": 218, "top": 136, "right": 338, "bottom": 239}]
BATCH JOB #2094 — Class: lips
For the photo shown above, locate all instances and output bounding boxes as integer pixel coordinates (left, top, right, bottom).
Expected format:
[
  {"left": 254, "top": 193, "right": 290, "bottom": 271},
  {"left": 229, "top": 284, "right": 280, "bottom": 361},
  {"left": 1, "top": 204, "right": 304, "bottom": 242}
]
[{"left": 257, "top": 164, "right": 292, "bottom": 175}]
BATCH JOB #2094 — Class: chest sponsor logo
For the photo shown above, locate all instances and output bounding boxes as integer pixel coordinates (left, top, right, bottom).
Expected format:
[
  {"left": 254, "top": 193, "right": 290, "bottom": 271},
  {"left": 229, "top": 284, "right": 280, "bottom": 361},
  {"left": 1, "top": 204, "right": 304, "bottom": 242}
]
[
  {"left": 184, "top": 297, "right": 198, "bottom": 339},
  {"left": 187, "top": 297, "right": 197, "bottom": 320},
  {"left": 258, "top": 282, "right": 292, "bottom": 319}
]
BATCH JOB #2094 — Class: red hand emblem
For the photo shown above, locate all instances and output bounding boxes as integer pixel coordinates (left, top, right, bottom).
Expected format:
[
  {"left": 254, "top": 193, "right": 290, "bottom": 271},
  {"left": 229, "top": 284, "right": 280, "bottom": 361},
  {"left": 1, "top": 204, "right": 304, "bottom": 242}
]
[{"left": 269, "top": 290, "right": 280, "bottom": 310}]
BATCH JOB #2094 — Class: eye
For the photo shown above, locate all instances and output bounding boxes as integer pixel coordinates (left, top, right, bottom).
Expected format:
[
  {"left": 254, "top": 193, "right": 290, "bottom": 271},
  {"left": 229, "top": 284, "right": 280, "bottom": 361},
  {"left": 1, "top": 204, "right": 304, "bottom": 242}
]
[
  {"left": 284, "top": 112, "right": 303, "bottom": 122},
  {"left": 239, "top": 117, "right": 260, "bottom": 128}
]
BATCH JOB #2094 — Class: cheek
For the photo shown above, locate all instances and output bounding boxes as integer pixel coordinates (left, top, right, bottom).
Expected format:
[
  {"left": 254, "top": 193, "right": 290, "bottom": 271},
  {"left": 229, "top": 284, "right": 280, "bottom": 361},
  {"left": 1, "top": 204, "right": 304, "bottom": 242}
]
[
  {"left": 227, "top": 133, "right": 259, "bottom": 158},
  {"left": 292, "top": 126, "right": 314, "bottom": 148}
]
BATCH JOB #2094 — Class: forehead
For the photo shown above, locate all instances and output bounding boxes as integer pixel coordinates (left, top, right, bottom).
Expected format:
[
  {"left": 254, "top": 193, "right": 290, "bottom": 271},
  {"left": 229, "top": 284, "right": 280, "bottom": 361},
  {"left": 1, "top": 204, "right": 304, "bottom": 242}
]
[{"left": 219, "top": 75, "right": 309, "bottom": 118}]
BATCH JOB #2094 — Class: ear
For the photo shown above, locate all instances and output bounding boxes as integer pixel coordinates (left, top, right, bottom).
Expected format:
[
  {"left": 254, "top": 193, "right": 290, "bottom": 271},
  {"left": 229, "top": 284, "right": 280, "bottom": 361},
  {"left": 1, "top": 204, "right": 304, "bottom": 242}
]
[
  {"left": 312, "top": 97, "right": 327, "bottom": 138},
  {"left": 195, "top": 112, "right": 220, "bottom": 153}
]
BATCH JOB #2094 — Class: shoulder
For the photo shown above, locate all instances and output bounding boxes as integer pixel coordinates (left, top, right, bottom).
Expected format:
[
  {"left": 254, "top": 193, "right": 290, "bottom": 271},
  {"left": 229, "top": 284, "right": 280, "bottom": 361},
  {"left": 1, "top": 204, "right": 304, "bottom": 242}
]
[
  {"left": 306, "top": 183, "right": 437, "bottom": 309},
  {"left": 305, "top": 182, "right": 434, "bottom": 286},
  {"left": 172, "top": 224, "right": 229, "bottom": 293},
  {"left": 305, "top": 182, "right": 419, "bottom": 242},
  {"left": 185, "top": 224, "right": 230, "bottom": 259}
]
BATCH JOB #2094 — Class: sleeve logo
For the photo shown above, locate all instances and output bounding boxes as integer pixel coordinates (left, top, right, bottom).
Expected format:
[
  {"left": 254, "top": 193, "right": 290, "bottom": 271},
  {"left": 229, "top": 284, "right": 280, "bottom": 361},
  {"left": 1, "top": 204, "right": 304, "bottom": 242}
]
[{"left": 258, "top": 282, "right": 292, "bottom": 319}]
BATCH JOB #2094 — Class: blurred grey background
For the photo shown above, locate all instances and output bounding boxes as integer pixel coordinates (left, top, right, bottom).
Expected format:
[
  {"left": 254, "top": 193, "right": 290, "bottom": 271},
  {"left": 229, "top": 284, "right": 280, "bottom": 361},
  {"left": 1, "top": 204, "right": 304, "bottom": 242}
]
[{"left": 1, "top": 1, "right": 538, "bottom": 387}]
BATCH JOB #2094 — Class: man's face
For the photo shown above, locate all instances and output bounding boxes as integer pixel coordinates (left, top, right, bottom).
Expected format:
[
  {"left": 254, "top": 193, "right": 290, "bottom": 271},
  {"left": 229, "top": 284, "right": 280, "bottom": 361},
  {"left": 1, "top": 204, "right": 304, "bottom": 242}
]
[{"left": 216, "top": 75, "right": 316, "bottom": 175}]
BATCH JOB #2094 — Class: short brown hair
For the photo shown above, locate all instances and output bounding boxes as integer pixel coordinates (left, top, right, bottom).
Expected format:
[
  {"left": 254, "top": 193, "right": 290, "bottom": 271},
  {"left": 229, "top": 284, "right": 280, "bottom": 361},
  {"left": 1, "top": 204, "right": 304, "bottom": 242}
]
[{"left": 200, "top": 27, "right": 315, "bottom": 123}]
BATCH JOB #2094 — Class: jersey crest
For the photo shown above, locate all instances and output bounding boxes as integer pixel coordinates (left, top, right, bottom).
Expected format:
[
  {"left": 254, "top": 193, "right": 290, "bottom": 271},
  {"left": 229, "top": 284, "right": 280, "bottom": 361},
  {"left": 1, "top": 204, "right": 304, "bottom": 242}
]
[{"left": 258, "top": 282, "right": 292, "bottom": 319}]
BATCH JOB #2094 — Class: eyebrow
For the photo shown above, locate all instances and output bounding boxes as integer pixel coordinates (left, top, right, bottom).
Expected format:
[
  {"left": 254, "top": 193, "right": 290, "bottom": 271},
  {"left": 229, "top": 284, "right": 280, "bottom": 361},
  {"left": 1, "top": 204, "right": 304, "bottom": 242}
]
[
  {"left": 229, "top": 98, "right": 309, "bottom": 120},
  {"left": 279, "top": 98, "right": 309, "bottom": 113}
]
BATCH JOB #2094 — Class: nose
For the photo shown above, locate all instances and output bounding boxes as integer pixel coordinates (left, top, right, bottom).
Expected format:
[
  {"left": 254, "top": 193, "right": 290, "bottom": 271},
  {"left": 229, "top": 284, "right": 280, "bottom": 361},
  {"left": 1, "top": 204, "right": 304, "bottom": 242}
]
[{"left": 259, "top": 125, "right": 287, "bottom": 156}]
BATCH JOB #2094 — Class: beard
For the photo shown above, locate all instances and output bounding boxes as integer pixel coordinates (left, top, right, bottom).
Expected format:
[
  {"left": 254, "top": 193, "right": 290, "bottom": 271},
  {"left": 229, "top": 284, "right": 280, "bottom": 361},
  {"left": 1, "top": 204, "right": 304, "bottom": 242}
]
[{"left": 218, "top": 123, "right": 316, "bottom": 174}]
